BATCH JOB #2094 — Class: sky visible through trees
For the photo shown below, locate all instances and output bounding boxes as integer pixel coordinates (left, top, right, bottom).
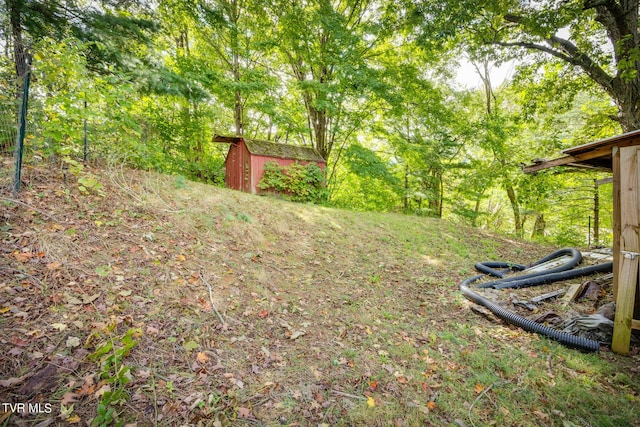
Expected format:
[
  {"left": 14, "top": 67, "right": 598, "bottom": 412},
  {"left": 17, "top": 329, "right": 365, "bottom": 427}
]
[{"left": 1, "top": 0, "right": 633, "bottom": 245}]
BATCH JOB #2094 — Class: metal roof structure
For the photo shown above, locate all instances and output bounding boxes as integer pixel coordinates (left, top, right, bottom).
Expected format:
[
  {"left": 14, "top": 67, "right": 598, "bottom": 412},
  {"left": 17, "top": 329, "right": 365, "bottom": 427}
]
[{"left": 524, "top": 129, "right": 640, "bottom": 173}]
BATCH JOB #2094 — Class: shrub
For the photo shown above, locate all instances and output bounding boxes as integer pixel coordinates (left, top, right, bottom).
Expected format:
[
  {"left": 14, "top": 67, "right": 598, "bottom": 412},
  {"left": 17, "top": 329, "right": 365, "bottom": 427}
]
[{"left": 258, "top": 161, "right": 327, "bottom": 203}]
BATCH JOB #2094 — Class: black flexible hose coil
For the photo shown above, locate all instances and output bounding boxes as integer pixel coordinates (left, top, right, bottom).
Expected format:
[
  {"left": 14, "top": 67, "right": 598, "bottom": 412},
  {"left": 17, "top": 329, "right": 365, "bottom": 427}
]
[
  {"left": 474, "top": 261, "right": 526, "bottom": 278},
  {"left": 460, "top": 248, "right": 605, "bottom": 353},
  {"left": 475, "top": 248, "right": 584, "bottom": 289},
  {"left": 460, "top": 283, "right": 601, "bottom": 352},
  {"left": 492, "top": 262, "right": 612, "bottom": 290}
]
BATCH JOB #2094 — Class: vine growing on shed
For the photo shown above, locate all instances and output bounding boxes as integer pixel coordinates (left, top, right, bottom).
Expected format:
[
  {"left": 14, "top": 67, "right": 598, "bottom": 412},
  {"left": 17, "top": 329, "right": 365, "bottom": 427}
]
[{"left": 258, "top": 161, "right": 327, "bottom": 203}]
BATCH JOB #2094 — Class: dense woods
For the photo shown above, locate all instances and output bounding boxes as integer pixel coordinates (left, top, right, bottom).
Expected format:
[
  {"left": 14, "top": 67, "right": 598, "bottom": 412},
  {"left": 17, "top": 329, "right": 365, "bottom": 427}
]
[{"left": 2, "top": 0, "right": 634, "bottom": 245}]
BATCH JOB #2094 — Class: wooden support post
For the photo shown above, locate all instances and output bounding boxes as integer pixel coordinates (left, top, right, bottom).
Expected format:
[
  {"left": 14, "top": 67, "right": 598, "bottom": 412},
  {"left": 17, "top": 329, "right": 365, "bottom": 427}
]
[
  {"left": 613, "top": 147, "right": 621, "bottom": 299},
  {"left": 612, "top": 146, "right": 640, "bottom": 355},
  {"left": 594, "top": 179, "right": 600, "bottom": 245}
]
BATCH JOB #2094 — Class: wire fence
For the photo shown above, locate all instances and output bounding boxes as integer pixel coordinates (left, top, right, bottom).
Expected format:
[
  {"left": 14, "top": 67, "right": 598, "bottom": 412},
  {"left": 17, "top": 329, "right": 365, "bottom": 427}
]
[
  {"left": 0, "top": 52, "right": 30, "bottom": 193},
  {"left": 0, "top": 67, "right": 18, "bottom": 188}
]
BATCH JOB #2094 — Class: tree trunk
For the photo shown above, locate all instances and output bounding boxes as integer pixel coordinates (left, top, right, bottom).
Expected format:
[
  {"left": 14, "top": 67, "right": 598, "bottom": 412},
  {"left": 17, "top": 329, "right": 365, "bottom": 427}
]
[
  {"left": 438, "top": 172, "right": 443, "bottom": 217},
  {"left": 404, "top": 164, "right": 409, "bottom": 212},
  {"left": 228, "top": 0, "right": 243, "bottom": 136},
  {"left": 505, "top": 181, "right": 523, "bottom": 237},
  {"left": 424, "top": 170, "right": 443, "bottom": 218},
  {"left": 472, "top": 196, "right": 481, "bottom": 227},
  {"left": 288, "top": 33, "right": 334, "bottom": 161},
  {"left": 499, "top": 1, "right": 640, "bottom": 130},
  {"left": 234, "top": 82, "right": 243, "bottom": 136},
  {"left": 314, "top": 108, "right": 328, "bottom": 159},
  {"left": 614, "top": 88, "right": 640, "bottom": 131},
  {"left": 190, "top": 101, "right": 205, "bottom": 180},
  {"left": 7, "top": 0, "right": 27, "bottom": 79},
  {"left": 475, "top": 60, "right": 522, "bottom": 234},
  {"left": 298, "top": 89, "right": 332, "bottom": 160},
  {"left": 473, "top": 58, "right": 494, "bottom": 115},
  {"left": 531, "top": 213, "right": 546, "bottom": 239},
  {"left": 590, "top": 0, "right": 640, "bottom": 131}
]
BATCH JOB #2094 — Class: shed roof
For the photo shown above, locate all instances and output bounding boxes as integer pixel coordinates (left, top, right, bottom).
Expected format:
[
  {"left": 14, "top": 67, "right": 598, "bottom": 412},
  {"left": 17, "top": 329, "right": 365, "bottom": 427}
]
[
  {"left": 523, "top": 129, "right": 640, "bottom": 173},
  {"left": 213, "top": 135, "right": 325, "bottom": 163}
]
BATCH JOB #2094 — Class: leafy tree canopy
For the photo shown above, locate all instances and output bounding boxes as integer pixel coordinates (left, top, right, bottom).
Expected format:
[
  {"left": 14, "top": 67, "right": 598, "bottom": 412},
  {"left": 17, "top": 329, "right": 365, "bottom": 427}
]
[{"left": 413, "top": 0, "right": 639, "bottom": 131}]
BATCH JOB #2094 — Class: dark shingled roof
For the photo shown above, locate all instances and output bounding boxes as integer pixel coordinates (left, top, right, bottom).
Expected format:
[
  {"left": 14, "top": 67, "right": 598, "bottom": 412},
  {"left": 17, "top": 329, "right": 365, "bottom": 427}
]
[
  {"left": 245, "top": 139, "right": 325, "bottom": 163},
  {"left": 213, "top": 135, "right": 325, "bottom": 163}
]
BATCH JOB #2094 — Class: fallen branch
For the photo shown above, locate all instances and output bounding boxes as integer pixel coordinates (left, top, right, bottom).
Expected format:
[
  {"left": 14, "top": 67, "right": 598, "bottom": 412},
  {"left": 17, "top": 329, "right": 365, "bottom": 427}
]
[
  {"left": 1, "top": 196, "right": 59, "bottom": 221},
  {"left": 468, "top": 382, "right": 496, "bottom": 427},
  {"left": 546, "top": 354, "right": 554, "bottom": 379},
  {"left": 330, "top": 390, "right": 393, "bottom": 405},
  {"left": 199, "top": 270, "right": 225, "bottom": 324},
  {"left": 330, "top": 390, "right": 367, "bottom": 401},
  {"left": 0, "top": 266, "right": 46, "bottom": 289}
]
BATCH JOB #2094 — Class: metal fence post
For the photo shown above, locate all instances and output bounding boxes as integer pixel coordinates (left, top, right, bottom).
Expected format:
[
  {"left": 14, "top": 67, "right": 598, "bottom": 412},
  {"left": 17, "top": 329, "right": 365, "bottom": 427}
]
[
  {"left": 13, "top": 53, "right": 31, "bottom": 194},
  {"left": 83, "top": 98, "right": 88, "bottom": 162}
]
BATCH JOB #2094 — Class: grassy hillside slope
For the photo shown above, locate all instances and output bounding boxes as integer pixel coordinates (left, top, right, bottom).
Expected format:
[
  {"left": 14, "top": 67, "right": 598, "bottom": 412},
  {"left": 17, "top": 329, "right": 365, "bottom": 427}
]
[{"left": 1, "top": 163, "right": 639, "bottom": 427}]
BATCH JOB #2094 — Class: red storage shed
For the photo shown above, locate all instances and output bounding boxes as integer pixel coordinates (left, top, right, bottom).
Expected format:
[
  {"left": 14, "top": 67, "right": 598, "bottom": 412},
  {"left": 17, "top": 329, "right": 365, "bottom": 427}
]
[{"left": 213, "top": 135, "right": 326, "bottom": 194}]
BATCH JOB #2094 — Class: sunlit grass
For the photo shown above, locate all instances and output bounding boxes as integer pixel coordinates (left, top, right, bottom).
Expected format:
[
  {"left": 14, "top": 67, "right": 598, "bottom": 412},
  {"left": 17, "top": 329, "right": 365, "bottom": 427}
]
[{"left": 2, "top": 164, "right": 637, "bottom": 427}]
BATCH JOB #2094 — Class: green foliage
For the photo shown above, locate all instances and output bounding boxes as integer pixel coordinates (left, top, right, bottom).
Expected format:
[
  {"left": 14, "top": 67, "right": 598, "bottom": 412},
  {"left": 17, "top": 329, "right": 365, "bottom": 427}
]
[
  {"left": 77, "top": 175, "right": 105, "bottom": 196},
  {"left": 330, "top": 143, "right": 402, "bottom": 212},
  {"left": 343, "top": 144, "right": 400, "bottom": 187},
  {"left": 0, "top": 0, "right": 623, "bottom": 247},
  {"left": 88, "top": 327, "right": 140, "bottom": 427},
  {"left": 267, "top": 0, "right": 397, "bottom": 159},
  {"left": 185, "top": 155, "right": 226, "bottom": 185},
  {"left": 62, "top": 157, "right": 105, "bottom": 196},
  {"left": 548, "top": 224, "right": 585, "bottom": 247},
  {"left": 414, "top": 0, "right": 640, "bottom": 130},
  {"left": 258, "top": 161, "right": 327, "bottom": 203},
  {"left": 330, "top": 164, "right": 401, "bottom": 213},
  {"left": 259, "top": 162, "right": 285, "bottom": 191},
  {"left": 173, "top": 175, "right": 187, "bottom": 189}
]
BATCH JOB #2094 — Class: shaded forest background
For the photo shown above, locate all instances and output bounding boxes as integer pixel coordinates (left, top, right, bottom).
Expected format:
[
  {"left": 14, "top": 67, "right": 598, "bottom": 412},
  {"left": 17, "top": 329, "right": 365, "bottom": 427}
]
[{"left": 3, "top": 0, "right": 634, "bottom": 246}]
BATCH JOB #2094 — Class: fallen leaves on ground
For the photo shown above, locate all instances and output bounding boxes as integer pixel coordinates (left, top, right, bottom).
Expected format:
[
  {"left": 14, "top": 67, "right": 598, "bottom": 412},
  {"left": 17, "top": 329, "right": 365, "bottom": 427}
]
[{"left": 1, "top": 163, "right": 638, "bottom": 427}]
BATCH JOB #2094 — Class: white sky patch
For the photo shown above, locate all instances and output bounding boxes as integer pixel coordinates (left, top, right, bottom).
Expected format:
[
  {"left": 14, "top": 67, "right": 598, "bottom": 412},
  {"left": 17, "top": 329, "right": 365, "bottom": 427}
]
[
  {"left": 455, "top": 59, "right": 516, "bottom": 89},
  {"left": 455, "top": 27, "right": 571, "bottom": 89}
]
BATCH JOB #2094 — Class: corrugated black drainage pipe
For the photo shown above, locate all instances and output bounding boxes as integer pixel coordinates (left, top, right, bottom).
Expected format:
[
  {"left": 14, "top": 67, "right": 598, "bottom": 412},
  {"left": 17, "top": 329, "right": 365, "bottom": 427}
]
[
  {"left": 476, "top": 248, "right": 584, "bottom": 289},
  {"left": 492, "top": 262, "right": 613, "bottom": 290},
  {"left": 460, "top": 283, "right": 600, "bottom": 352},
  {"left": 460, "top": 248, "right": 603, "bottom": 353},
  {"left": 474, "top": 261, "right": 526, "bottom": 278}
]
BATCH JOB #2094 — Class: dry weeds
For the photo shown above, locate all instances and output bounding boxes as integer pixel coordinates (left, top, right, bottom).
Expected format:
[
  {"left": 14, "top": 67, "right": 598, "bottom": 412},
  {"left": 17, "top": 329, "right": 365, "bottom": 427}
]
[{"left": 0, "top": 162, "right": 638, "bottom": 427}]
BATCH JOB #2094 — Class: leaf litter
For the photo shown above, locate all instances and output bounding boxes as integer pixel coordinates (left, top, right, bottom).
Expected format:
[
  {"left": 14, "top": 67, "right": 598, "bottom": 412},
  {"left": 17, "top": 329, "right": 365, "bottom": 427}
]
[{"left": 0, "top": 163, "right": 639, "bottom": 426}]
